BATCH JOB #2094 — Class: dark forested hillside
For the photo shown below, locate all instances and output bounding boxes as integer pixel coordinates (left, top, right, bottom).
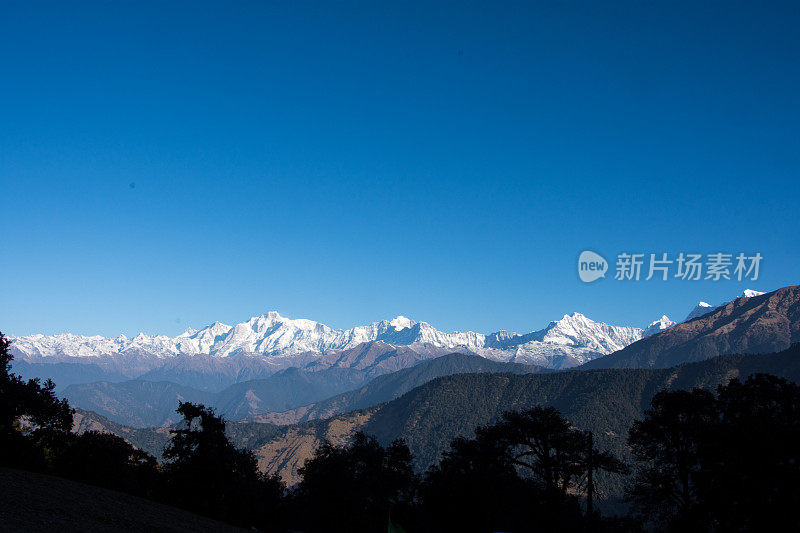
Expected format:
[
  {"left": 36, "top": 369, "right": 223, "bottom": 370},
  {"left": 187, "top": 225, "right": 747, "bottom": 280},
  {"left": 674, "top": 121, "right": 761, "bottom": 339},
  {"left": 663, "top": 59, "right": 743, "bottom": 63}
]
[
  {"left": 66, "top": 381, "right": 213, "bottom": 427},
  {"left": 63, "top": 352, "right": 543, "bottom": 427},
  {"left": 251, "top": 352, "right": 544, "bottom": 424},
  {"left": 71, "top": 345, "right": 800, "bottom": 500},
  {"left": 249, "top": 345, "right": 800, "bottom": 494}
]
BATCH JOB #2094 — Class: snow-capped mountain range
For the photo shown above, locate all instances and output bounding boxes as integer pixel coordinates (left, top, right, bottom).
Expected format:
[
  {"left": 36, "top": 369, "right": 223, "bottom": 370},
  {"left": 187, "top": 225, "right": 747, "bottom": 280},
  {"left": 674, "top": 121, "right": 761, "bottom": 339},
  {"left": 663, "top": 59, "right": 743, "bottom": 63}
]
[
  {"left": 9, "top": 289, "right": 766, "bottom": 373},
  {"left": 11, "top": 311, "right": 638, "bottom": 369}
]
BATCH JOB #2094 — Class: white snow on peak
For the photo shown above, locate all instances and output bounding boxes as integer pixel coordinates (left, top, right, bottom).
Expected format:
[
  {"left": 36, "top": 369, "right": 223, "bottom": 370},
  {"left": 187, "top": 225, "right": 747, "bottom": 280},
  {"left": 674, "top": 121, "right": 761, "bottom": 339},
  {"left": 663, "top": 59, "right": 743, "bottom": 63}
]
[
  {"left": 478, "top": 312, "right": 644, "bottom": 368},
  {"left": 684, "top": 302, "right": 716, "bottom": 322},
  {"left": 8, "top": 310, "right": 646, "bottom": 369},
  {"left": 683, "top": 289, "right": 768, "bottom": 323},
  {"left": 742, "top": 289, "right": 765, "bottom": 298},
  {"left": 9, "top": 288, "right": 780, "bottom": 370},
  {"left": 389, "top": 316, "right": 414, "bottom": 331},
  {"left": 177, "top": 328, "right": 197, "bottom": 338},
  {"left": 643, "top": 315, "right": 676, "bottom": 337},
  {"left": 538, "top": 312, "right": 642, "bottom": 353}
]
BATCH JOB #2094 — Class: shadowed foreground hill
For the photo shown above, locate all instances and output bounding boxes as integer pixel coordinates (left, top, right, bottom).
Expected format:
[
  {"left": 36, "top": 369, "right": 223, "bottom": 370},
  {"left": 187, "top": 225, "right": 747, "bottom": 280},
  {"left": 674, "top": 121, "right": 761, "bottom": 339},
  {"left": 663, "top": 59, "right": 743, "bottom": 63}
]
[
  {"left": 249, "top": 345, "right": 800, "bottom": 489},
  {"left": 584, "top": 285, "right": 800, "bottom": 369},
  {"left": 0, "top": 468, "right": 245, "bottom": 532}
]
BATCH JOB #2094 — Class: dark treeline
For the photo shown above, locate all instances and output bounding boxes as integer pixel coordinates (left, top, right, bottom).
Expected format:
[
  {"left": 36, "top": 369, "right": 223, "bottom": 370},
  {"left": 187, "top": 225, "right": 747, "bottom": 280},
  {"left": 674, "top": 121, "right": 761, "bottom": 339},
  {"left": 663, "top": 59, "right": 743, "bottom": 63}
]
[{"left": 2, "top": 332, "right": 799, "bottom": 532}]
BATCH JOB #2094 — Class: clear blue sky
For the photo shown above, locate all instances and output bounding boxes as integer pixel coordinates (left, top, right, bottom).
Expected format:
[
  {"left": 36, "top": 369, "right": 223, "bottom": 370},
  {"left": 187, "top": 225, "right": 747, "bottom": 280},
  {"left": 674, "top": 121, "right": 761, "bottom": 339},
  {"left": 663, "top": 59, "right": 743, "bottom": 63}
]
[{"left": 2, "top": 1, "right": 799, "bottom": 337}]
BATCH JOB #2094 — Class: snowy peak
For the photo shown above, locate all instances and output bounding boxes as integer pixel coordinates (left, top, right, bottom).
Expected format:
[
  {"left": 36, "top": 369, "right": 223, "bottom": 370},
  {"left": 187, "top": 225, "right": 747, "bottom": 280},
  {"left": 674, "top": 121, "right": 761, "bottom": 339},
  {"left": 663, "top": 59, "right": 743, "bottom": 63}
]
[
  {"left": 15, "top": 289, "right": 767, "bottom": 368},
  {"left": 683, "top": 289, "right": 766, "bottom": 322},
  {"left": 9, "top": 309, "right": 645, "bottom": 370},
  {"left": 539, "top": 312, "right": 642, "bottom": 353},
  {"left": 685, "top": 302, "right": 716, "bottom": 322},
  {"left": 742, "top": 289, "right": 766, "bottom": 298},
  {"left": 389, "top": 315, "right": 414, "bottom": 331},
  {"left": 643, "top": 315, "right": 676, "bottom": 337},
  {"left": 480, "top": 312, "right": 644, "bottom": 368}
]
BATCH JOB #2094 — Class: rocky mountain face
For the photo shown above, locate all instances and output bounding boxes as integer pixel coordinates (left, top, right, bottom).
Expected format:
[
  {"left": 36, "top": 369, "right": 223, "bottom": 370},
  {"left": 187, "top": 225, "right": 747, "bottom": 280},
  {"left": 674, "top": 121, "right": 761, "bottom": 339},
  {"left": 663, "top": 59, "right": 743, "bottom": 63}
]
[{"left": 584, "top": 286, "right": 799, "bottom": 369}]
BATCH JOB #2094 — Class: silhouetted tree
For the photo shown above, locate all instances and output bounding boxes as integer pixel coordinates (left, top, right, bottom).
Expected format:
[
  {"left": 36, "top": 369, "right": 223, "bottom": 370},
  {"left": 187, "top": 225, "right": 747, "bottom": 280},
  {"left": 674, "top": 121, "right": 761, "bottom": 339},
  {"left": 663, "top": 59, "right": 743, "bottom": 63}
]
[
  {"left": 421, "top": 430, "right": 577, "bottom": 532},
  {"left": 483, "top": 407, "right": 579, "bottom": 493},
  {"left": 628, "top": 374, "right": 800, "bottom": 531},
  {"left": 626, "top": 388, "right": 716, "bottom": 525},
  {"left": 291, "top": 432, "right": 417, "bottom": 533},
  {"left": 701, "top": 374, "right": 800, "bottom": 530},
  {"left": 420, "top": 407, "right": 628, "bottom": 532},
  {"left": 486, "top": 406, "right": 627, "bottom": 506},
  {"left": 0, "top": 331, "right": 73, "bottom": 468},
  {"left": 161, "top": 402, "right": 284, "bottom": 530},
  {"left": 581, "top": 430, "right": 629, "bottom": 520}
]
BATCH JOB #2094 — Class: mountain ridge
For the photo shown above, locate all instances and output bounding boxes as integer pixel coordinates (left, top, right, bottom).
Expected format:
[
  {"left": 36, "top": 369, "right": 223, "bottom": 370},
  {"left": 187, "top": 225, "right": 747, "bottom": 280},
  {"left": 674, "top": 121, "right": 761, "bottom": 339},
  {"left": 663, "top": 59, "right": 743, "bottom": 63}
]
[
  {"left": 11, "top": 311, "right": 653, "bottom": 371},
  {"left": 584, "top": 286, "right": 799, "bottom": 369},
  {"left": 62, "top": 351, "right": 545, "bottom": 427},
  {"left": 248, "top": 344, "right": 800, "bottom": 487}
]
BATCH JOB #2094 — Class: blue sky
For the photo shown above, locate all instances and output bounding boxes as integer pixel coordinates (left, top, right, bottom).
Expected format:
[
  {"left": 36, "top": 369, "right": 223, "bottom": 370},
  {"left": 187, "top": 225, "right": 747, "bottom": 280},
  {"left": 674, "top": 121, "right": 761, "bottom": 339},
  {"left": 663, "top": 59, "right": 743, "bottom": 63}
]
[{"left": 2, "top": 1, "right": 799, "bottom": 337}]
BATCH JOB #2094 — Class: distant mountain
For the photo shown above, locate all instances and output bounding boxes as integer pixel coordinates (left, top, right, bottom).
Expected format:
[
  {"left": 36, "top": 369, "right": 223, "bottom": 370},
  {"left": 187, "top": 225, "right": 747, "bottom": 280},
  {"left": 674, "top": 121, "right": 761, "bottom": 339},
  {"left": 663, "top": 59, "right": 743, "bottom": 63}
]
[
  {"left": 480, "top": 312, "right": 643, "bottom": 368},
  {"left": 136, "top": 352, "right": 320, "bottom": 392},
  {"left": 247, "top": 344, "right": 800, "bottom": 488},
  {"left": 640, "top": 289, "right": 767, "bottom": 339},
  {"left": 302, "top": 341, "right": 453, "bottom": 377},
  {"left": 684, "top": 301, "right": 717, "bottom": 321},
  {"left": 585, "top": 286, "right": 799, "bottom": 369},
  {"left": 642, "top": 315, "right": 676, "bottom": 337},
  {"left": 213, "top": 366, "right": 367, "bottom": 420},
  {"left": 9, "top": 312, "right": 489, "bottom": 360},
  {"left": 65, "top": 365, "right": 366, "bottom": 428},
  {"left": 9, "top": 311, "right": 651, "bottom": 391},
  {"left": 250, "top": 352, "right": 545, "bottom": 425},
  {"left": 12, "top": 289, "right": 772, "bottom": 389},
  {"left": 683, "top": 289, "right": 766, "bottom": 322},
  {"left": 64, "top": 381, "right": 213, "bottom": 427},
  {"left": 71, "top": 408, "right": 282, "bottom": 462},
  {"left": 11, "top": 359, "right": 131, "bottom": 390},
  {"left": 74, "top": 343, "right": 800, "bottom": 500},
  {"left": 64, "top": 349, "right": 544, "bottom": 427}
]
